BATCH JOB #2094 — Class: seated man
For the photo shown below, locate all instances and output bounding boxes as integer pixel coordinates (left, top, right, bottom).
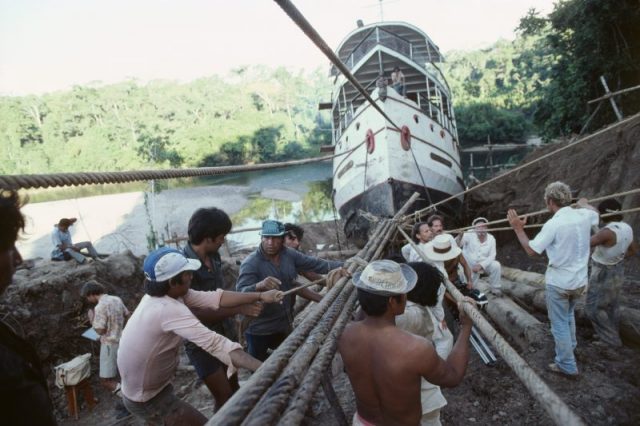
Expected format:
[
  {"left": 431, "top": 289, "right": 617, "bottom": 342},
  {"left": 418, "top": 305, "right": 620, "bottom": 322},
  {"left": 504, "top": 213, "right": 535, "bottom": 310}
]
[
  {"left": 424, "top": 234, "right": 488, "bottom": 305},
  {"left": 118, "top": 247, "right": 283, "bottom": 425},
  {"left": 51, "top": 217, "right": 99, "bottom": 264},
  {"left": 237, "top": 220, "right": 348, "bottom": 361},
  {"left": 396, "top": 262, "right": 451, "bottom": 425},
  {"left": 339, "top": 260, "right": 472, "bottom": 426},
  {"left": 460, "top": 217, "right": 502, "bottom": 296}
]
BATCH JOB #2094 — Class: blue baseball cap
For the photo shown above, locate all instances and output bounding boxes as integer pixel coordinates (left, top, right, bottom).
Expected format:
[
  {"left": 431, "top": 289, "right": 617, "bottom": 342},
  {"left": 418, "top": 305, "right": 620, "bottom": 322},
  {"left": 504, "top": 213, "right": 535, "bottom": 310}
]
[
  {"left": 260, "top": 220, "right": 286, "bottom": 237},
  {"left": 143, "top": 247, "right": 201, "bottom": 282}
]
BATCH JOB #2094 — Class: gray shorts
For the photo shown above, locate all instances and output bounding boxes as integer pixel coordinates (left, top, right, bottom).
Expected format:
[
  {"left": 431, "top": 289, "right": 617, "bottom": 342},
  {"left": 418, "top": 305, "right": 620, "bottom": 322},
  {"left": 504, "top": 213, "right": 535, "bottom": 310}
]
[
  {"left": 100, "top": 343, "right": 119, "bottom": 379},
  {"left": 122, "top": 384, "right": 182, "bottom": 425}
]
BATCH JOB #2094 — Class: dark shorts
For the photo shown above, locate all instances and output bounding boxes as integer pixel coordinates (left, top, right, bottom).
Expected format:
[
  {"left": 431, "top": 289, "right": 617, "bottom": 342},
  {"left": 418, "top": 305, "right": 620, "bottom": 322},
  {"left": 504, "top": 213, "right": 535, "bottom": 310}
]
[
  {"left": 245, "top": 332, "right": 288, "bottom": 362},
  {"left": 184, "top": 341, "right": 224, "bottom": 380},
  {"left": 122, "top": 384, "right": 181, "bottom": 425}
]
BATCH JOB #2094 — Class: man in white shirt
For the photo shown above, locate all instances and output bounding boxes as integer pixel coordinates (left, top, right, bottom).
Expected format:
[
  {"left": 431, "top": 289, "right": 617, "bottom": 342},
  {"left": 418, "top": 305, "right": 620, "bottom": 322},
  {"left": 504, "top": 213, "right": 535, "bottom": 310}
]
[
  {"left": 460, "top": 217, "right": 502, "bottom": 296},
  {"left": 402, "top": 222, "right": 432, "bottom": 262},
  {"left": 508, "top": 181, "right": 599, "bottom": 377},
  {"left": 587, "top": 199, "right": 637, "bottom": 347}
]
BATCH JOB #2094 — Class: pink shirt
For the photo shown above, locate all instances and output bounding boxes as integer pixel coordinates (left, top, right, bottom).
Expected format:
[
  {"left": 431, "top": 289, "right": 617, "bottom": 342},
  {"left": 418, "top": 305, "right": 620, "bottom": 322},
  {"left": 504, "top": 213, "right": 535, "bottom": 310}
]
[{"left": 117, "top": 289, "right": 242, "bottom": 402}]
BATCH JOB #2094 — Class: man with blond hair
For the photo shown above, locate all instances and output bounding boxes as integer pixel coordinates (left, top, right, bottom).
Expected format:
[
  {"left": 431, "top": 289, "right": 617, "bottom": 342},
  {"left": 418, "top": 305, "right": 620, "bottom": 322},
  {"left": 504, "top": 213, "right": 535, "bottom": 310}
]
[{"left": 508, "top": 181, "right": 598, "bottom": 378}]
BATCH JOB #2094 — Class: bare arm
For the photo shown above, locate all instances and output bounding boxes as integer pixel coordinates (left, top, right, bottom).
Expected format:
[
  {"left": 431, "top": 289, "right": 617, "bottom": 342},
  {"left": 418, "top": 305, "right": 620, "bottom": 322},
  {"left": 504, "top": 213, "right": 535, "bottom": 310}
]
[
  {"left": 229, "top": 348, "right": 262, "bottom": 372},
  {"left": 419, "top": 302, "right": 473, "bottom": 387},
  {"left": 458, "top": 255, "right": 473, "bottom": 289},
  {"left": 191, "top": 305, "right": 263, "bottom": 323},
  {"left": 299, "top": 287, "right": 323, "bottom": 303},
  {"left": 591, "top": 228, "right": 616, "bottom": 248},
  {"left": 219, "top": 289, "right": 283, "bottom": 307},
  {"left": 507, "top": 209, "right": 538, "bottom": 257}
]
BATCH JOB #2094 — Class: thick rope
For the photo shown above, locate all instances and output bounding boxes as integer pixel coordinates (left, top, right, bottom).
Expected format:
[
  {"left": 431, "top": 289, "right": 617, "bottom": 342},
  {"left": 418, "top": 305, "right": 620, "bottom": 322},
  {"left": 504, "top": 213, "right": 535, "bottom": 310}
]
[
  {"left": 397, "top": 226, "right": 586, "bottom": 426},
  {"left": 406, "top": 112, "right": 640, "bottom": 221},
  {"left": 447, "top": 187, "right": 640, "bottom": 234},
  {"left": 459, "top": 206, "right": 640, "bottom": 234},
  {"left": 277, "top": 289, "right": 359, "bottom": 425}
]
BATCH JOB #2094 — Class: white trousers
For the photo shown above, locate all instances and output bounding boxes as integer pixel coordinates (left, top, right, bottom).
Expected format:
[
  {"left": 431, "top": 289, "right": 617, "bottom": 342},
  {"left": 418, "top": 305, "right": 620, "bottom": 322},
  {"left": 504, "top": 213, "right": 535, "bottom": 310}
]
[{"left": 472, "top": 260, "right": 502, "bottom": 290}]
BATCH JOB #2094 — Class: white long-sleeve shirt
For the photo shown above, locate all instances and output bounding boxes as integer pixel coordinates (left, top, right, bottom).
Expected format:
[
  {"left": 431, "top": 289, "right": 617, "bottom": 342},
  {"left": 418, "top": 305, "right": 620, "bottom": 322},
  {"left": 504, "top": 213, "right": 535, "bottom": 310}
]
[
  {"left": 118, "top": 289, "right": 242, "bottom": 402},
  {"left": 461, "top": 232, "right": 497, "bottom": 270}
]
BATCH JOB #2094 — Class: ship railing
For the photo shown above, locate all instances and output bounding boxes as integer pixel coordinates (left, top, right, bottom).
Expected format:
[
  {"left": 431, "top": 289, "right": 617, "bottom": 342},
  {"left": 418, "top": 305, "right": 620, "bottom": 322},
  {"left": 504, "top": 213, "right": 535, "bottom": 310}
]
[{"left": 340, "top": 27, "right": 424, "bottom": 74}]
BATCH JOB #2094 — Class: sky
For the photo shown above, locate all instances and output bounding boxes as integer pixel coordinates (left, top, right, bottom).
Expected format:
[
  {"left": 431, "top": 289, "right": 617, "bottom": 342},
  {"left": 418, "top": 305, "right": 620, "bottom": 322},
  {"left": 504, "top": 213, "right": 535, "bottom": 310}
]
[{"left": 0, "top": 0, "right": 556, "bottom": 96}]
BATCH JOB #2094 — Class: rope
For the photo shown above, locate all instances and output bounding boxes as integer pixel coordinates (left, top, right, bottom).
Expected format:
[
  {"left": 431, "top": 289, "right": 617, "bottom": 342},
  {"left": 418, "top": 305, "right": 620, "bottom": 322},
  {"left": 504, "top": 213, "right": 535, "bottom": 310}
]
[
  {"left": 447, "top": 187, "right": 640, "bottom": 234},
  {"left": 0, "top": 137, "right": 370, "bottom": 191},
  {"left": 460, "top": 206, "right": 640, "bottom": 234},
  {"left": 396, "top": 226, "right": 586, "bottom": 426},
  {"left": 406, "top": 112, "right": 640, "bottom": 221},
  {"left": 272, "top": 0, "right": 403, "bottom": 134}
]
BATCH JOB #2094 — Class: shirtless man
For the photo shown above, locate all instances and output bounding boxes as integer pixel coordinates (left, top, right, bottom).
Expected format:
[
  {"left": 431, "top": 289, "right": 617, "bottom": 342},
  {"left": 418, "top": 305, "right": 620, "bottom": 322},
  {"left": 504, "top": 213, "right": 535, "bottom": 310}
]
[{"left": 339, "top": 260, "right": 472, "bottom": 426}]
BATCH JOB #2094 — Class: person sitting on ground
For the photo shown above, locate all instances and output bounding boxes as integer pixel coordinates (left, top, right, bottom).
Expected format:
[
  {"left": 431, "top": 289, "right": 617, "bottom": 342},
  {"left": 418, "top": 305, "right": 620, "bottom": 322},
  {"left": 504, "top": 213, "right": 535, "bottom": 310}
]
[
  {"left": 424, "top": 234, "right": 488, "bottom": 306},
  {"left": 402, "top": 222, "right": 432, "bottom": 263},
  {"left": 339, "top": 260, "right": 472, "bottom": 426},
  {"left": 507, "top": 181, "right": 599, "bottom": 378},
  {"left": 391, "top": 66, "right": 406, "bottom": 96},
  {"left": 82, "top": 280, "right": 130, "bottom": 418},
  {"left": 460, "top": 217, "right": 502, "bottom": 296},
  {"left": 586, "top": 199, "right": 637, "bottom": 347},
  {"left": 396, "top": 262, "right": 452, "bottom": 426},
  {"left": 183, "top": 207, "right": 265, "bottom": 411},
  {"left": 51, "top": 217, "right": 99, "bottom": 264},
  {"left": 0, "top": 190, "right": 57, "bottom": 425},
  {"left": 236, "top": 220, "right": 349, "bottom": 361},
  {"left": 118, "top": 247, "right": 284, "bottom": 426}
]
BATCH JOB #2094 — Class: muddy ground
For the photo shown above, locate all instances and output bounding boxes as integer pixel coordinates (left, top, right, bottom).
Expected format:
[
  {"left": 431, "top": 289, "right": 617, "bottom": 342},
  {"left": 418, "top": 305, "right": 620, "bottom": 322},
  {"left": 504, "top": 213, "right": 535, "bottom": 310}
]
[{"left": 6, "top": 236, "right": 639, "bottom": 425}]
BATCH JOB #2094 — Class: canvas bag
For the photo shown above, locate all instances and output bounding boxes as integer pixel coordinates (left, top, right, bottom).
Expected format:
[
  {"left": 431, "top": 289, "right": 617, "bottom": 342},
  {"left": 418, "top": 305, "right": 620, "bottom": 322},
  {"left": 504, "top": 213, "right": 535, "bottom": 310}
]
[{"left": 54, "top": 353, "right": 91, "bottom": 388}]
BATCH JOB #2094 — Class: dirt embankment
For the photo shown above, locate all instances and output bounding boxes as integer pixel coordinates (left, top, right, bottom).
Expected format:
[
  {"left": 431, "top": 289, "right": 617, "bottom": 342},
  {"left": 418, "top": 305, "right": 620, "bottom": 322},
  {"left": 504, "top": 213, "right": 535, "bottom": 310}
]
[{"left": 465, "top": 114, "right": 640, "bottom": 274}]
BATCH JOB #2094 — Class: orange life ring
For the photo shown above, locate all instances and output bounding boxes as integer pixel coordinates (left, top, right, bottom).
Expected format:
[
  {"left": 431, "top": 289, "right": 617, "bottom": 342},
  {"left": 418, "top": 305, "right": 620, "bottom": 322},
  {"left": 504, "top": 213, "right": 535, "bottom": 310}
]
[
  {"left": 400, "top": 126, "right": 411, "bottom": 151},
  {"left": 366, "top": 129, "right": 375, "bottom": 153}
]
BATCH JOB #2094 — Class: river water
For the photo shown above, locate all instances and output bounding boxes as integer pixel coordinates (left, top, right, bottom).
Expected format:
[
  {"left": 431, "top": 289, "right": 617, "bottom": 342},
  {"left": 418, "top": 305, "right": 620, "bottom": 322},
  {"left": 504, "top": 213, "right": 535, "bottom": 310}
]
[{"left": 17, "top": 162, "right": 335, "bottom": 259}]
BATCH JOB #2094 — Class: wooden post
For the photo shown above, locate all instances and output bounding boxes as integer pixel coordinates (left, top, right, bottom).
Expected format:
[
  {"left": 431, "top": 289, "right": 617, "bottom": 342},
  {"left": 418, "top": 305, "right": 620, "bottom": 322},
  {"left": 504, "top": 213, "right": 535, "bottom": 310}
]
[{"left": 600, "top": 76, "right": 623, "bottom": 121}]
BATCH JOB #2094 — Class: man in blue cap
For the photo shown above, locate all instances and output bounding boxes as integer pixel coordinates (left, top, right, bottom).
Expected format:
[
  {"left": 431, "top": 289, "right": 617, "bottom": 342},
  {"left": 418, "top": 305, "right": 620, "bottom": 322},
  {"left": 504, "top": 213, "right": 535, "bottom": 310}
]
[
  {"left": 236, "top": 219, "right": 349, "bottom": 360},
  {"left": 118, "top": 247, "right": 284, "bottom": 425}
]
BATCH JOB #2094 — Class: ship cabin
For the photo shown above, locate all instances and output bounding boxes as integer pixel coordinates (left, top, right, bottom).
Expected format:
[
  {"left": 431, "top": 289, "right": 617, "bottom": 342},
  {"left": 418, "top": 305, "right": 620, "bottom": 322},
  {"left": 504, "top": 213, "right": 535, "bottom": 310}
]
[{"left": 327, "top": 22, "right": 458, "bottom": 148}]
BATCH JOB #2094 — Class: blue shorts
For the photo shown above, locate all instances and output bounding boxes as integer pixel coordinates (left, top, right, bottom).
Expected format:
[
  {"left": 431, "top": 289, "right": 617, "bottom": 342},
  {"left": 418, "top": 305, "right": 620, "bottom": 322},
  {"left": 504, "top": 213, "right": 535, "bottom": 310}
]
[{"left": 184, "top": 341, "right": 224, "bottom": 380}]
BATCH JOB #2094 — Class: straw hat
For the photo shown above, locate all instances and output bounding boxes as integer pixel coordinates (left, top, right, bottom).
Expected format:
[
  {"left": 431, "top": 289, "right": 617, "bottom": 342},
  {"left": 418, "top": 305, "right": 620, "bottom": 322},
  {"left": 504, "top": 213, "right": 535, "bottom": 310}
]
[
  {"left": 352, "top": 260, "right": 417, "bottom": 296},
  {"left": 423, "top": 234, "right": 461, "bottom": 262}
]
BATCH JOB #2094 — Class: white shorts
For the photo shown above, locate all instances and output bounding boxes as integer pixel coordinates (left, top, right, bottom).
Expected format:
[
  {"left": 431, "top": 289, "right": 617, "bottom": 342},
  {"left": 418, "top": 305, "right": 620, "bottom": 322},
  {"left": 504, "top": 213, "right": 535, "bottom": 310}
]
[{"left": 100, "top": 343, "right": 119, "bottom": 379}]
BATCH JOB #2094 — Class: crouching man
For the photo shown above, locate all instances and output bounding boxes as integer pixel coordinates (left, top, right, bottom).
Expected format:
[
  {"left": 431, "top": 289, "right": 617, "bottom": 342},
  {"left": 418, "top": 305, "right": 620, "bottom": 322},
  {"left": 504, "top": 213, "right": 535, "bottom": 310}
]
[
  {"left": 118, "top": 247, "right": 284, "bottom": 426},
  {"left": 339, "top": 260, "right": 473, "bottom": 426}
]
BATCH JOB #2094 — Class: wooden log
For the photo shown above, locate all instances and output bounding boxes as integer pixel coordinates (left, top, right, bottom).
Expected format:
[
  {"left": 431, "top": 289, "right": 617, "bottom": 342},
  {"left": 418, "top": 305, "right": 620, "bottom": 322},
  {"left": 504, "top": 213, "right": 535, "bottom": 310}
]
[
  {"left": 502, "top": 266, "right": 545, "bottom": 287},
  {"left": 475, "top": 280, "right": 548, "bottom": 350},
  {"left": 499, "top": 269, "right": 640, "bottom": 348}
]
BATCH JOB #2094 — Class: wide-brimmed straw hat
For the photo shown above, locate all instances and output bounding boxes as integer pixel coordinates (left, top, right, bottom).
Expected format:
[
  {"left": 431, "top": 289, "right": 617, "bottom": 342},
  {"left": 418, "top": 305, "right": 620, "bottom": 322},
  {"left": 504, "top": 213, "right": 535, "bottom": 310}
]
[
  {"left": 423, "top": 234, "right": 461, "bottom": 262},
  {"left": 352, "top": 260, "right": 417, "bottom": 296}
]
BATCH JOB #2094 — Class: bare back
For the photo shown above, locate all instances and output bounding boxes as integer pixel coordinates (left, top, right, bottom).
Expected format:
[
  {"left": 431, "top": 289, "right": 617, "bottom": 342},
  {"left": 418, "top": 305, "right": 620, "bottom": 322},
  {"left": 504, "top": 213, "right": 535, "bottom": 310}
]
[{"left": 339, "top": 320, "right": 438, "bottom": 425}]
